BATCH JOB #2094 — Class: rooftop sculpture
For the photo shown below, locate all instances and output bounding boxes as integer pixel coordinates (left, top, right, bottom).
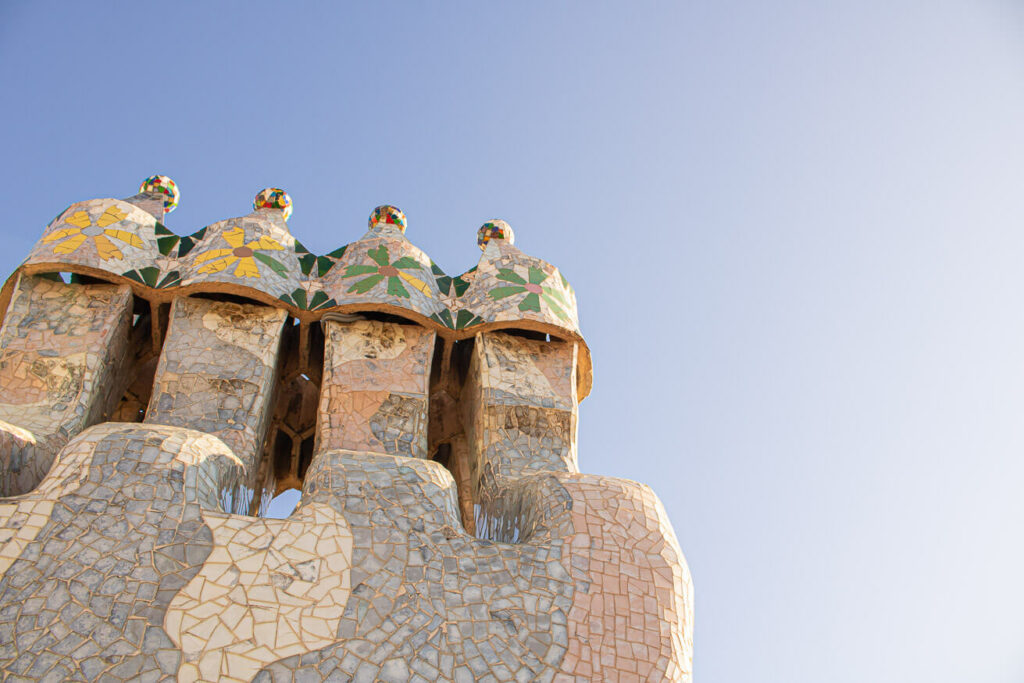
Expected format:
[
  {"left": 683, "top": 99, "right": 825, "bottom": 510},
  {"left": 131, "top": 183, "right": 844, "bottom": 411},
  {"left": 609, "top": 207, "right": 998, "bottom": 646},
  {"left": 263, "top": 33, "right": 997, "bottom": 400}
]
[{"left": 0, "top": 176, "right": 693, "bottom": 681}]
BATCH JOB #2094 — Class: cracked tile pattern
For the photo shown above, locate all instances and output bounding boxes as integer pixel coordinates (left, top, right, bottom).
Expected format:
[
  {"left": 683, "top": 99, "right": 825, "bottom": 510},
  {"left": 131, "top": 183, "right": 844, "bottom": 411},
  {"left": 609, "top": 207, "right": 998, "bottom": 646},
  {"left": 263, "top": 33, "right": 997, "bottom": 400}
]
[
  {"left": 0, "top": 423, "right": 240, "bottom": 681},
  {"left": 17, "top": 183, "right": 590, "bottom": 395},
  {"left": 246, "top": 331, "right": 691, "bottom": 682},
  {"left": 177, "top": 212, "right": 305, "bottom": 305},
  {"left": 256, "top": 449, "right": 579, "bottom": 682},
  {"left": 453, "top": 237, "right": 578, "bottom": 335},
  {"left": 0, "top": 186, "right": 692, "bottom": 681},
  {"left": 465, "top": 333, "right": 693, "bottom": 681},
  {"left": 315, "top": 319, "right": 432, "bottom": 459},
  {"left": 145, "top": 297, "right": 286, "bottom": 479},
  {"left": 165, "top": 503, "right": 353, "bottom": 682},
  {"left": 0, "top": 274, "right": 133, "bottom": 496},
  {"left": 318, "top": 222, "right": 447, "bottom": 323},
  {"left": 26, "top": 198, "right": 172, "bottom": 279}
]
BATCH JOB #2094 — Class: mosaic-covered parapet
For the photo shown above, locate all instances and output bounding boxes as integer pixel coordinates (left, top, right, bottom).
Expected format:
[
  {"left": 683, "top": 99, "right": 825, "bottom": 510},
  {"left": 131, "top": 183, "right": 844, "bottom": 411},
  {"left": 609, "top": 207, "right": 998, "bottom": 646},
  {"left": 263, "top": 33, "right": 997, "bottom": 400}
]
[
  {"left": 0, "top": 423, "right": 245, "bottom": 680},
  {"left": 316, "top": 206, "right": 448, "bottom": 325},
  {"left": 144, "top": 297, "right": 287, "bottom": 484},
  {"left": 455, "top": 226, "right": 579, "bottom": 335},
  {"left": 176, "top": 197, "right": 305, "bottom": 308},
  {"left": 316, "top": 318, "right": 434, "bottom": 458},
  {"left": 247, "top": 330, "right": 691, "bottom": 680},
  {"left": 21, "top": 196, "right": 177, "bottom": 291},
  {"left": 0, "top": 274, "right": 134, "bottom": 497},
  {"left": 0, "top": 186, "right": 695, "bottom": 679},
  {"left": 465, "top": 331, "right": 693, "bottom": 679},
  {"left": 10, "top": 184, "right": 593, "bottom": 399},
  {"left": 451, "top": 223, "right": 591, "bottom": 398}
]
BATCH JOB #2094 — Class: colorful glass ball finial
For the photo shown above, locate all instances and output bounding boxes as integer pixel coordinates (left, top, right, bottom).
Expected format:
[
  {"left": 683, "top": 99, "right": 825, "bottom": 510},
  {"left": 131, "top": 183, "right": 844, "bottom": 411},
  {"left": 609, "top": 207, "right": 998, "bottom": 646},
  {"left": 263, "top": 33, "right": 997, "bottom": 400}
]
[
  {"left": 477, "top": 220, "right": 515, "bottom": 250},
  {"left": 254, "top": 188, "right": 293, "bottom": 221},
  {"left": 139, "top": 175, "right": 179, "bottom": 213},
  {"left": 369, "top": 205, "right": 407, "bottom": 233}
]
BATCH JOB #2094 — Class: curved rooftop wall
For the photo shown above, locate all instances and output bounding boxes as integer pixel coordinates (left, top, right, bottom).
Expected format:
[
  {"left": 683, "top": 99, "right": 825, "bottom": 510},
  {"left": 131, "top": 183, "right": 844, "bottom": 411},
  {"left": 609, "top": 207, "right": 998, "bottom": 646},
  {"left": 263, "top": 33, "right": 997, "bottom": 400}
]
[
  {"left": 456, "top": 238, "right": 579, "bottom": 333},
  {"left": 176, "top": 210, "right": 306, "bottom": 307},
  {"left": 317, "top": 211, "right": 448, "bottom": 325},
  {"left": 12, "top": 178, "right": 592, "bottom": 398}
]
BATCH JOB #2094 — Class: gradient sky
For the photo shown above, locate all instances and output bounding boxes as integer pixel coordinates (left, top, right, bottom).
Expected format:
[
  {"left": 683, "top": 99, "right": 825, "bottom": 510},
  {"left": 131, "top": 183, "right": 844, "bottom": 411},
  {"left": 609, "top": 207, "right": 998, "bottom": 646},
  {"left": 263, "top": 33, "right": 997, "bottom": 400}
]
[{"left": 2, "top": 3, "right": 1023, "bottom": 681}]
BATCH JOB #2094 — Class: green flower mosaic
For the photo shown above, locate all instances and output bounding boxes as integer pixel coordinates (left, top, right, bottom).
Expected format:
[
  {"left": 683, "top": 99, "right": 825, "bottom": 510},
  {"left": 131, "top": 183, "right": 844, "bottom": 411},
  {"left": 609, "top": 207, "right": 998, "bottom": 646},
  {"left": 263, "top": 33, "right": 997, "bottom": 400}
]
[
  {"left": 31, "top": 198, "right": 582, "bottom": 334},
  {"left": 341, "top": 245, "right": 432, "bottom": 299},
  {"left": 488, "top": 266, "right": 571, "bottom": 321}
]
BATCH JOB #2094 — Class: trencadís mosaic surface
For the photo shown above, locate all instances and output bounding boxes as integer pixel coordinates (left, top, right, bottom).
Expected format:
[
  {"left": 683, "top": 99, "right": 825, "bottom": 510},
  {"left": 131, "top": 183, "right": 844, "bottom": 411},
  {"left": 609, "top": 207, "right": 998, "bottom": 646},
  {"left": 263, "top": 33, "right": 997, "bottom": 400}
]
[
  {"left": 18, "top": 181, "right": 590, "bottom": 398},
  {"left": 0, "top": 178, "right": 692, "bottom": 681}
]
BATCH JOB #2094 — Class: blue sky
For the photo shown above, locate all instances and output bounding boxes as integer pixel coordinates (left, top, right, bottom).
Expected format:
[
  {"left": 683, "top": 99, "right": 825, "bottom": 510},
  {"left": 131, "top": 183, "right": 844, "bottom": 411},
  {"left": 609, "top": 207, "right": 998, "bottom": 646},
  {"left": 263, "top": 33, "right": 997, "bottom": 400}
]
[{"left": 3, "top": 2, "right": 1024, "bottom": 681}]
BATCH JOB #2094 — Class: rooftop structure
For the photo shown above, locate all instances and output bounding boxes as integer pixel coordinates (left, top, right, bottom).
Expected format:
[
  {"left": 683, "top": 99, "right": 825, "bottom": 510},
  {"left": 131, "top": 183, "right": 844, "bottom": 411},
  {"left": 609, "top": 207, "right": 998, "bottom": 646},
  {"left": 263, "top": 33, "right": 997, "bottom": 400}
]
[{"left": 0, "top": 177, "right": 693, "bottom": 681}]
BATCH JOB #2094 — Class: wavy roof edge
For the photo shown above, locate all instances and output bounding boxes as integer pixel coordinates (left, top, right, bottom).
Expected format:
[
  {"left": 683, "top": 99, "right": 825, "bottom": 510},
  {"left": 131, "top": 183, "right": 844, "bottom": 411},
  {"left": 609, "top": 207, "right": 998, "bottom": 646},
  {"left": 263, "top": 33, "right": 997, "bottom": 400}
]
[{"left": 7, "top": 186, "right": 592, "bottom": 400}]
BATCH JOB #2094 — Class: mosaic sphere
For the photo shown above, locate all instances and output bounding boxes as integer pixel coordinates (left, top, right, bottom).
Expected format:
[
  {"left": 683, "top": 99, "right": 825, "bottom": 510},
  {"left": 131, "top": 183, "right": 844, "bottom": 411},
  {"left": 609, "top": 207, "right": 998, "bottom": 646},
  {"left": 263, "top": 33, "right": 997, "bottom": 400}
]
[
  {"left": 253, "top": 188, "right": 293, "bottom": 221},
  {"left": 477, "top": 220, "right": 515, "bottom": 250},
  {"left": 139, "top": 175, "right": 179, "bottom": 213},
  {"left": 369, "top": 205, "right": 407, "bottom": 233}
]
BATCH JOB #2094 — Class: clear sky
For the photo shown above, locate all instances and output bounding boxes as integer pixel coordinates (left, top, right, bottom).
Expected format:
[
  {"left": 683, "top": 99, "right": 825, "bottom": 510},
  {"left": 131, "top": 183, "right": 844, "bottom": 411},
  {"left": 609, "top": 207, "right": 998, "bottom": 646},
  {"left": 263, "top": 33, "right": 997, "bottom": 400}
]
[{"left": 2, "top": 2, "right": 1023, "bottom": 681}]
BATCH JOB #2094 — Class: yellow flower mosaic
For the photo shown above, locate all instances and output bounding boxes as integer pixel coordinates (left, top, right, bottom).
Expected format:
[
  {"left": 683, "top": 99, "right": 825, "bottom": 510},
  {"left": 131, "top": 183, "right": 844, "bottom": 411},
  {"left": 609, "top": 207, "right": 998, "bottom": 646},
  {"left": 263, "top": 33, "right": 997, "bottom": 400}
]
[
  {"left": 42, "top": 205, "right": 141, "bottom": 261},
  {"left": 194, "top": 226, "right": 287, "bottom": 279}
]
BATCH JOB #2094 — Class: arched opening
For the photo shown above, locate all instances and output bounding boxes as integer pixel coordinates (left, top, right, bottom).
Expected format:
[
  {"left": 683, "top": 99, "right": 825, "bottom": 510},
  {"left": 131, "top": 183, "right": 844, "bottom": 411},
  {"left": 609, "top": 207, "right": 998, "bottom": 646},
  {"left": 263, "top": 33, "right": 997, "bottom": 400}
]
[
  {"left": 250, "top": 316, "right": 324, "bottom": 517},
  {"left": 109, "top": 296, "right": 169, "bottom": 423}
]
